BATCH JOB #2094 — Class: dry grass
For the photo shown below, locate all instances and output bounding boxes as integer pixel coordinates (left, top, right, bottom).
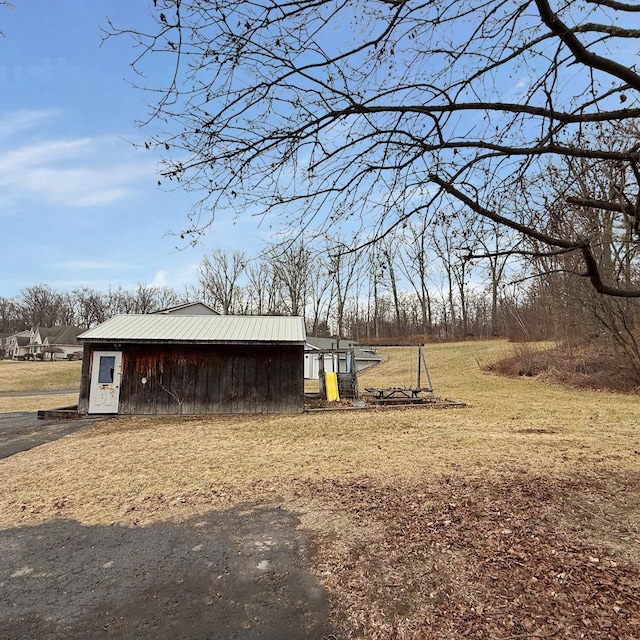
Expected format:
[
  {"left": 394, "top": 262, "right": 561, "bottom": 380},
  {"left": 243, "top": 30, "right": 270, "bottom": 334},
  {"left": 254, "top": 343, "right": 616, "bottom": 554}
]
[
  {"left": 1, "top": 340, "right": 638, "bottom": 520},
  {"left": 0, "top": 393, "right": 79, "bottom": 413},
  {"left": 0, "top": 359, "right": 81, "bottom": 392},
  {"left": 1, "top": 341, "right": 639, "bottom": 638}
]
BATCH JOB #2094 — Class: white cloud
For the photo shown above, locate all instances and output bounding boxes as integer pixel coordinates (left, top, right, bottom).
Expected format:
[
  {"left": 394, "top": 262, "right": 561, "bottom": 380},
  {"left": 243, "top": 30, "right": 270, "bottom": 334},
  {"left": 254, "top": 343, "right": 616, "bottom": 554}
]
[
  {"left": 0, "top": 109, "right": 59, "bottom": 140},
  {"left": 0, "top": 134, "right": 156, "bottom": 208},
  {"left": 149, "top": 269, "right": 169, "bottom": 287},
  {"left": 145, "top": 260, "right": 202, "bottom": 292},
  {"left": 0, "top": 138, "right": 94, "bottom": 172}
]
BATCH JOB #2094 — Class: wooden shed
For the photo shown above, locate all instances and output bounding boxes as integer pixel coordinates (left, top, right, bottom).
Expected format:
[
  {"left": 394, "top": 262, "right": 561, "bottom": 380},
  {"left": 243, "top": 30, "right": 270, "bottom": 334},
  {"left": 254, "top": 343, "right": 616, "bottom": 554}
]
[{"left": 77, "top": 315, "right": 306, "bottom": 415}]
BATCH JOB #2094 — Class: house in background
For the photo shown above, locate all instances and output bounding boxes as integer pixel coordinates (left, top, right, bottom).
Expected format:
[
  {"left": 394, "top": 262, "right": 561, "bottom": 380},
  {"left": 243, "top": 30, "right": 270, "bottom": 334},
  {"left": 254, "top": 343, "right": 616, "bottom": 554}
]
[
  {"left": 152, "top": 302, "right": 219, "bottom": 316},
  {"left": 34, "top": 326, "right": 83, "bottom": 359},
  {"left": 304, "top": 336, "right": 383, "bottom": 379},
  {"left": 4, "top": 326, "right": 82, "bottom": 359},
  {"left": 77, "top": 314, "right": 306, "bottom": 415},
  {"left": 5, "top": 330, "right": 32, "bottom": 359}
]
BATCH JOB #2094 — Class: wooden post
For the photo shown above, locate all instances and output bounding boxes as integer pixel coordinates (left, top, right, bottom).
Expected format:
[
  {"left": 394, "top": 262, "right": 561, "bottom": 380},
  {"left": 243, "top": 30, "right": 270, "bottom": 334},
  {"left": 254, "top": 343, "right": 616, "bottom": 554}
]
[
  {"left": 419, "top": 345, "right": 434, "bottom": 392},
  {"left": 318, "top": 350, "right": 326, "bottom": 399}
]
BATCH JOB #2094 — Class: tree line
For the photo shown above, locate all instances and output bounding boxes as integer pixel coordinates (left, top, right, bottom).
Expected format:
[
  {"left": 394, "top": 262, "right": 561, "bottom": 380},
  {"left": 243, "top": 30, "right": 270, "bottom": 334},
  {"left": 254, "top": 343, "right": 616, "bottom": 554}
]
[{"left": 4, "top": 219, "right": 639, "bottom": 378}]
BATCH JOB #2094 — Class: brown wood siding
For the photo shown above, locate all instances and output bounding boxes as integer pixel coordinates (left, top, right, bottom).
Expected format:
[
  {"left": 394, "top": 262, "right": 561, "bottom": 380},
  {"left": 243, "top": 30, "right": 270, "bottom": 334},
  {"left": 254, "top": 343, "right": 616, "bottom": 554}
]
[
  {"left": 83, "top": 343, "right": 303, "bottom": 415},
  {"left": 77, "top": 343, "right": 93, "bottom": 413}
]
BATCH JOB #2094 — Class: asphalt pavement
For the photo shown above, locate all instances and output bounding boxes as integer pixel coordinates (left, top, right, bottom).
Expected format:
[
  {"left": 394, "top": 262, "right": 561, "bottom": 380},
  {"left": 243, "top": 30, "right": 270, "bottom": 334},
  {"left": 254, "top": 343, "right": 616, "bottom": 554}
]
[{"left": 0, "top": 412, "right": 100, "bottom": 460}]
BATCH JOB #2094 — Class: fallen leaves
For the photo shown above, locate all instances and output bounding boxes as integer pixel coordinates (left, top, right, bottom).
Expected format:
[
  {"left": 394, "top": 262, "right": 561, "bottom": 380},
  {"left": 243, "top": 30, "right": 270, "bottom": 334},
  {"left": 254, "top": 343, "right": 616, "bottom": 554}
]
[{"left": 299, "top": 472, "right": 640, "bottom": 639}]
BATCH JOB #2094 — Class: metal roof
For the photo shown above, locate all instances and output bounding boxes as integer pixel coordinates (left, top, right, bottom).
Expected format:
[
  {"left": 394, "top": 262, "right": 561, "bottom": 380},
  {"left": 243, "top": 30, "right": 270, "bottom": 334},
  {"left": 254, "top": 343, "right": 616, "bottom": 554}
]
[{"left": 78, "top": 314, "right": 306, "bottom": 344}]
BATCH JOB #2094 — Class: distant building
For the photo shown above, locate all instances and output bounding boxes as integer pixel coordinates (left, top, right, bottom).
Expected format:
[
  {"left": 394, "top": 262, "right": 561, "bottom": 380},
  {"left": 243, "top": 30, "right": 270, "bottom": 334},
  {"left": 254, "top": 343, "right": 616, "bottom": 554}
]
[
  {"left": 5, "top": 330, "right": 32, "bottom": 359},
  {"left": 4, "top": 326, "right": 82, "bottom": 360},
  {"left": 304, "top": 336, "right": 383, "bottom": 379}
]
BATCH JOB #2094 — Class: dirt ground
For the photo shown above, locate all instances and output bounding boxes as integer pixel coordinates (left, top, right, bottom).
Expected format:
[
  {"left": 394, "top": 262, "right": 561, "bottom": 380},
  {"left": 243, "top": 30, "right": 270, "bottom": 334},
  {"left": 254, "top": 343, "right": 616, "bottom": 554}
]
[
  {"left": 0, "top": 503, "right": 335, "bottom": 640},
  {"left": 293, "top": 472, "right": 640, "bottom": 639}
]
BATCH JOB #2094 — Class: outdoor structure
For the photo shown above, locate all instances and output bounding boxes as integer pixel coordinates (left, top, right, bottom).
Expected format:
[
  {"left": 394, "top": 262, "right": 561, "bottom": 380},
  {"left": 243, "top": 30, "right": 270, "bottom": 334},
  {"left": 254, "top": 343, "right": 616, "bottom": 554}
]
[
  {"left": 4, "top": 330, "right": 30, "bottom": 359},
  {"left": 316, "top": 348, "right": 360, "bottom": 399},
  {"left": 36, "top": 326, "right": 83, "bottom": 359},
  {"left": 304, "top": 336, "right": 383, "bottom": 379},
  {"left": 77, "top": 314, "right": 306, "bottom": 415}
]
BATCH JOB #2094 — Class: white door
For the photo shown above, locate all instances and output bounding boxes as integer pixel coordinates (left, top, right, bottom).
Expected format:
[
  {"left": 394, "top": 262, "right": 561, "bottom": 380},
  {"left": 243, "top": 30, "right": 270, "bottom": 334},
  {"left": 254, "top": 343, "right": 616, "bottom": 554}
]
[{"left": 88, "top": 351, "right": 122, "bottom": 414}]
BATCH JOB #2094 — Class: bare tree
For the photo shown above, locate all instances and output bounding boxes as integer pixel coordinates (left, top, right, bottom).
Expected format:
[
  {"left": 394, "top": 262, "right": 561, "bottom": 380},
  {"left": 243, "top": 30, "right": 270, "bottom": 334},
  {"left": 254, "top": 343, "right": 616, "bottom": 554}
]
[
  {"left": 198, "top": 249, "right": 246, "bottom": 314},
  {"left": 264, "top": 239, "right": 311, "bottom": 317},
  {"left": 110, "top": 0, "right": 640, "bottom": 297},
  {"left": 105, "top": 286, "right": 136, "bottom": 316},
  {"left": 18, "top": 285, "right": 65, "bottom": 328},
  {"left": 396, "top": 218, "right": 435, "bottom": 336},
  {"left": 523, "top": 126, "right": 640, "bottom": 375},
  {"left": 467, "top": 220, "right": 522, "bottom": 337},
  {"left": 72, "top": 288, "right": 108, "bottom": 329},
  {"left": 0, "top": 296, "right": 20, "bottom": 332},
  {"left": 379, "top": 236, "right": 404, "bottom": 333},
  {"left": 306, "top": 256, "right": 333, "bottom": 336},
  {"left": 155, "top": 286, "right": 186, "bottom": 310},
  {"left": 327, "top": 238, "right": 363, "bottom": 342},
  {"left": 245, "top": 259, "right": 282, "bottom": 315},
  {"left": 0, "top": 1, "right": 14, "bottom": 38},
  {"left": 131, "top": 284, "right": 159, "bottom": 314}
]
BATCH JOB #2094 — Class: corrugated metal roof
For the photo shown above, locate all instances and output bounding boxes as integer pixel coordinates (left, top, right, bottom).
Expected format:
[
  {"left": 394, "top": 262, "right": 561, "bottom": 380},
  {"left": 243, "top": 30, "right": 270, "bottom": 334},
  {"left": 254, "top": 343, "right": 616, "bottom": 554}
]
[{"left": 78, "top": 314, "right": 306, "bottom": 344}]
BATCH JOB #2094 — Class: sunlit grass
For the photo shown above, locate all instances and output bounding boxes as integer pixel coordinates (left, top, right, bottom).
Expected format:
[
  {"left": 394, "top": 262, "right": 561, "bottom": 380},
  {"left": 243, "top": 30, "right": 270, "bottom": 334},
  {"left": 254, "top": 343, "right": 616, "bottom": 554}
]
[
  {"left": 0, "top": 359, "right": 82, "bottom": 392},
  {"left": 0, "top": 341, "right": 638, "bottom": 529},
  {"left": 0, "top": 393, "right": 79, "bottom": 413}
]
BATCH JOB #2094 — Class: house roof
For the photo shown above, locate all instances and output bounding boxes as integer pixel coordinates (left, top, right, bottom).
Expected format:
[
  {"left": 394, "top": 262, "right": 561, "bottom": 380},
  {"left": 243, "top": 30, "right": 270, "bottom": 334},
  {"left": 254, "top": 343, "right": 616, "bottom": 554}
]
[
  {"left": 78, "top": 314, "right": 307, "bottom": 345},
  {"left": 7, "top": 330, "right": 31, "bottom": 339},
  {"left": 305, "top": 336, "right": 358, "bottom": 350},
  {"left": 39, "top": 325, "right": 82, "bottom": 345},
  {"left": 153, "top": 301, "right": 220, "bottom": 315}
]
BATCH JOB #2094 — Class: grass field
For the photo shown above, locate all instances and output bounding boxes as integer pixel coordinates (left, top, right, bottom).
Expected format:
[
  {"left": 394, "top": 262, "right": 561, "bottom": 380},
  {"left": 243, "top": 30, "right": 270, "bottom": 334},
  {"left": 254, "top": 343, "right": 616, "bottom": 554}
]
[
  {"left": 0, "top": 359, "right": 81, "bottom": 392},
  {"left": 0, "top": 359, "right": 81, "bottom": 412},
  {"left": 0, "top": 341, "right": 638, "bottom": 638}
]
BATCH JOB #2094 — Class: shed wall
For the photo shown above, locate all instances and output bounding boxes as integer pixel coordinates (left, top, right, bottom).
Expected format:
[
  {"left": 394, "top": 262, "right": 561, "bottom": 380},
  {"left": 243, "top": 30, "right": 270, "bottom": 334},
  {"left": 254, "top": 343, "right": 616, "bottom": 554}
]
[{"left": 79, "top": 343, "right": 304, "bottom": 415}]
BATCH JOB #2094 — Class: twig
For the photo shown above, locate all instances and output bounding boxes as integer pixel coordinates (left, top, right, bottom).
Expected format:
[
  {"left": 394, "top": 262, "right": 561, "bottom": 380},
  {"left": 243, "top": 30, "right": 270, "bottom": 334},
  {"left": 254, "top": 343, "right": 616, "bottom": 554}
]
[{"left": 569, "top": 501, "right": 613, "bottom": 526}]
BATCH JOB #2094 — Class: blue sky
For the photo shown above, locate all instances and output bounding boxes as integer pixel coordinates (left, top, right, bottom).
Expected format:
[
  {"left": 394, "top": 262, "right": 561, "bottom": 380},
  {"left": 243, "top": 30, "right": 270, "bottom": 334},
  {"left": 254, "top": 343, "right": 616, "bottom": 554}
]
[{"left": 0, "top": 1, "right": 263, "bottom": 298}]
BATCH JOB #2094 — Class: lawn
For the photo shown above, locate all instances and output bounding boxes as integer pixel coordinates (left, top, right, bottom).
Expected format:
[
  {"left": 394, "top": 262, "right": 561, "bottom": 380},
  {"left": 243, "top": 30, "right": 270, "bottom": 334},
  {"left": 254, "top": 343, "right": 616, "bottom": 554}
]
[
  {"left": 0, "top": 359, "right": 82, "bottom": 393},
  {"left": 0, "top": 341, "right": 638, "bottom": 638},
  {"left": 0, "top": 359, "right": 81, "bottom": 412}
]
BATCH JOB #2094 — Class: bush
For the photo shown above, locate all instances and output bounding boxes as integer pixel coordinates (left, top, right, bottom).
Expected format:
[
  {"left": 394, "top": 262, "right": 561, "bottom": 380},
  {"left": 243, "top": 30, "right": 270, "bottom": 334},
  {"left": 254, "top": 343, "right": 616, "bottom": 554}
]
[{"left": 483, "top": 340, "right": 640, "bottom": 393}]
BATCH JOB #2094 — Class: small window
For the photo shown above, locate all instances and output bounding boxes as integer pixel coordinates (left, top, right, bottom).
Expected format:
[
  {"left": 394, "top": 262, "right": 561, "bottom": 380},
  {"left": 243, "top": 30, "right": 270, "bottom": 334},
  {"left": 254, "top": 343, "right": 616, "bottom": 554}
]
[{"left": 98, "top": 356, "right": 116, "bottom": 384}]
